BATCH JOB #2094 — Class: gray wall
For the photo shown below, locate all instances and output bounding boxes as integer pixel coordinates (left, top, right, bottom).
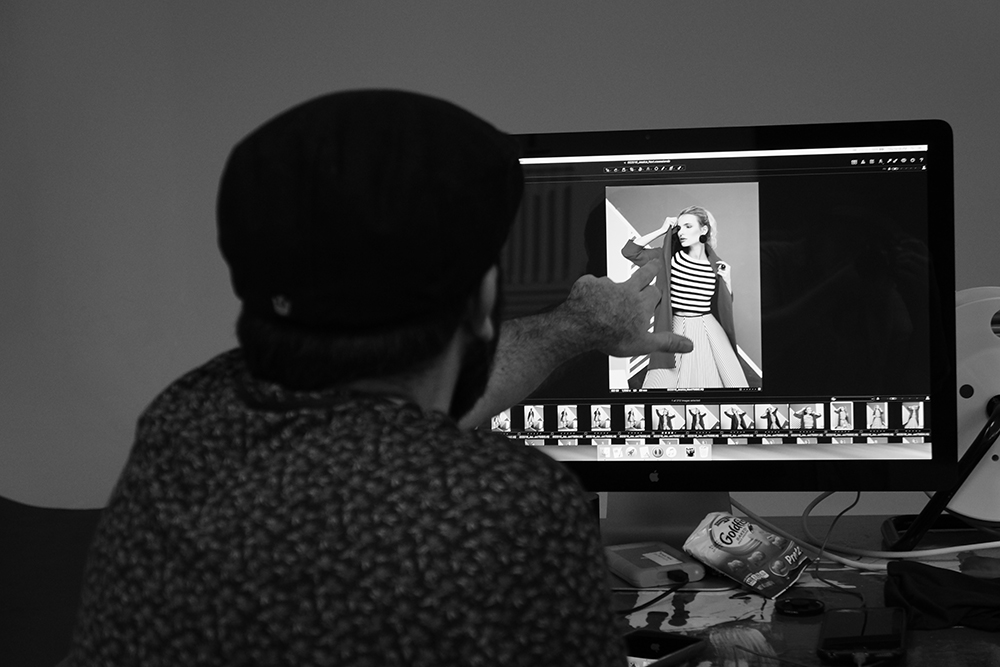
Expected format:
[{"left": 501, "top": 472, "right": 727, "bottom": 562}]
[{"left": 3, "top": 2, "right": 998, "bottom": 515}]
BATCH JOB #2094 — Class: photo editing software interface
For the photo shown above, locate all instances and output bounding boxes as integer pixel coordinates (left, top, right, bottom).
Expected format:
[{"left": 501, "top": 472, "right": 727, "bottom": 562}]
[{"left": 491, "top": 123, "right": 951, "bottom": 471}]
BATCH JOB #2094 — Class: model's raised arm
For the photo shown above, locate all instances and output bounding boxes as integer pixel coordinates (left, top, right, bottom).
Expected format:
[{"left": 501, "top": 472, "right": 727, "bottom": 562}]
[{"left": 632, "top": 216, "right": 677, "bottom": 247}]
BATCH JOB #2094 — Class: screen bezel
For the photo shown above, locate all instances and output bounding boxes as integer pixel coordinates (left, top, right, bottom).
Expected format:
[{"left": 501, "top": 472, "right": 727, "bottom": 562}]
[{"left": 511, "top": 119, "right": 957, "bottom": 492}]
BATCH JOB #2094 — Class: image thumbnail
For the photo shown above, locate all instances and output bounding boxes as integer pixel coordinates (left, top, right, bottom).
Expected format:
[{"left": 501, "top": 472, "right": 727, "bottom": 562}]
[
  {"left": 902, "top": 402, "right": 924, "bottom": 429},
  {"left": 524, "top": 405, "right": 544, "bottom": 432},
  {"left": 830, "top": 402, "right": 854, "bottom": 431},
  {"left": 557, "top": 405, "right": 578, "bottom": 431},
  {"left": 721, "top": 404, "right": 753, "bottom": 430},
  {"left": 867, "top": 402, "right": 888, "bottom": 429},
  {"left": 686, "top": 404, "right": 719, "bottom": 431},
  {"left": 591, "top": 405, "right": 611, "bottom": 430},
  {"left": 625, "top": 405, "right": 646, "bottom": 430},
  {"left": 791, "top": 403, "right": 824, "bottom": 430},
  {"left": 652, "top": 405, "right": 686, "bottom": 431},
  {"left": 755, "top": 404, "right": 788, "bottom": 430},
  {"left": 491, "top": 409, "right": 511, "bottom": 432}
]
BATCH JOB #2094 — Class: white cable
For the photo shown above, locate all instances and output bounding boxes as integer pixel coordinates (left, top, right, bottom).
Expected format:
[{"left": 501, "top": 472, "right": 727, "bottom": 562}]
[
  {"left": 730, "top": 497, "right": 887, "bottom": 571},
  {"left": 799, "top": 491, "right": 1000, "bottom": 559}
]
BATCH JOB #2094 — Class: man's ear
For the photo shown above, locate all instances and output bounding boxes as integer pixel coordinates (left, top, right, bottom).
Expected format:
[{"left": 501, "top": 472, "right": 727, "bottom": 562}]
[{"left": 467, "top": 265, "right": 498, "bottom": 341}]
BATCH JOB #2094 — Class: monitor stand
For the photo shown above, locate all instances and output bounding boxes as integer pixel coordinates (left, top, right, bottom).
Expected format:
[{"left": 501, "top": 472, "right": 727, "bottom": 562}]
[{"left": 599, "top": 491, "right": 732, "bottom": 549}]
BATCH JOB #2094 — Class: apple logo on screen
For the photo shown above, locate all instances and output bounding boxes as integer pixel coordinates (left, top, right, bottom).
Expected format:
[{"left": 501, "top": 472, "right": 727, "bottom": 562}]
[{"left": 649, "top": 470, "right": 660, "bottom": 483}]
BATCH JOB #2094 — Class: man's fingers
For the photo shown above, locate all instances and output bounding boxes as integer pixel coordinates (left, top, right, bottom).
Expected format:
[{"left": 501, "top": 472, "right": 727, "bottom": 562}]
[
  {"left": 648, "top": 332, "right": 693, "bottom": 354},
  {"left": 610, "top": 332, "right": 693, "bottom": 358}
]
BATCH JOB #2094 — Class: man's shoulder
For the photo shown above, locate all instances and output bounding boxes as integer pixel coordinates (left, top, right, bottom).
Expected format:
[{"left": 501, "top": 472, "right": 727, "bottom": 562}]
[{"left": 139, "top": 348, "right": 244, "bottom": 417}]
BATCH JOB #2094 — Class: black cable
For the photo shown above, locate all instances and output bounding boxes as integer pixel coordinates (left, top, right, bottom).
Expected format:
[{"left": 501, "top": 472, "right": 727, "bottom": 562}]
[
  {"left": 811, "top": 491, "right": 868, "bottom": 607},
  {"left": 614, "top": 571, "right": 689, "bottom": 616}
]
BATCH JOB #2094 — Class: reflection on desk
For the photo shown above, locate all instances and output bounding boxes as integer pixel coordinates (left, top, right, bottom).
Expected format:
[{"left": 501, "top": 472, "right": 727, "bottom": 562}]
[{"left": 612, "top": 515, "right": 1000, "bottom": 666}]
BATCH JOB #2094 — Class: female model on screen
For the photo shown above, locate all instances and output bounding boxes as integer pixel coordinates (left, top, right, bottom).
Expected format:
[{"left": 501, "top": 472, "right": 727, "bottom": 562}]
[{"left": 621, "top": 205, "right": 749, "bottom": 389}]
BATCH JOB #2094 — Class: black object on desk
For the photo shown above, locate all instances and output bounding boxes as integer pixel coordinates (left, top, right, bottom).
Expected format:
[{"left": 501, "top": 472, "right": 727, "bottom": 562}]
[
  {"left": 881, "top": 512, "right": 1000, "bottom": 549},
  {"left": 624, "top": 629, "right": 706, "bottom": 667},
  {"left": 816, "top": 607, "right": 906, "bottom": 665}
]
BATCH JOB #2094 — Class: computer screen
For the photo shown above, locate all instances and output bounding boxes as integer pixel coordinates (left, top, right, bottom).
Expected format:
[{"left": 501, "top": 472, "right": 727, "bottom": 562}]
[{"left": 492, "top": 120, "right": 956, "bottom": 497}]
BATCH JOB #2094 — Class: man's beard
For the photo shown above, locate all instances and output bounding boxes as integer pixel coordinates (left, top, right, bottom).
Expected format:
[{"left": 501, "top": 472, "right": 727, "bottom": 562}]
[{"left": 448, "top": 300, "right": 501, "bottom": 422}]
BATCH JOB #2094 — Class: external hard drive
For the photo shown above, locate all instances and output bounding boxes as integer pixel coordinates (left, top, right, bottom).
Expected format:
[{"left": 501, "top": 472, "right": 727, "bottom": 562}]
[{"left": 606, "top": 542, "right": 705, "bottom": 587}]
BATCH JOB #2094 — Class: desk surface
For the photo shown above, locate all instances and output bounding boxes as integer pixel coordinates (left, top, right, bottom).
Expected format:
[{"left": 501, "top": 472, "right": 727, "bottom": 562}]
[{"left": 612, "top": 515, "right": 1000, "bottom": 666}]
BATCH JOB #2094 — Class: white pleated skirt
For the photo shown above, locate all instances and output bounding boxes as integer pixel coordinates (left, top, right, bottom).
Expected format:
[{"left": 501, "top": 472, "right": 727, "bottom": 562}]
[{"left": 643, "top": 313, "right": 749, "bottom": 390}]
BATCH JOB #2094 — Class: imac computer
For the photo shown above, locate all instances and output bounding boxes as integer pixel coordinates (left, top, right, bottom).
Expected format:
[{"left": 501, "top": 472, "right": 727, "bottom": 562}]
[{"left": 489, "top": 119, "right": 957, "bottom": 548}]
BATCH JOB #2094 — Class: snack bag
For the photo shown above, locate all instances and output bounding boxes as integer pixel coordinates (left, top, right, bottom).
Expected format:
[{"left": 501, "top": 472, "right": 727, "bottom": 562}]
[{"left": 683, "top": 511, "right": 811, "bottom": 598}]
